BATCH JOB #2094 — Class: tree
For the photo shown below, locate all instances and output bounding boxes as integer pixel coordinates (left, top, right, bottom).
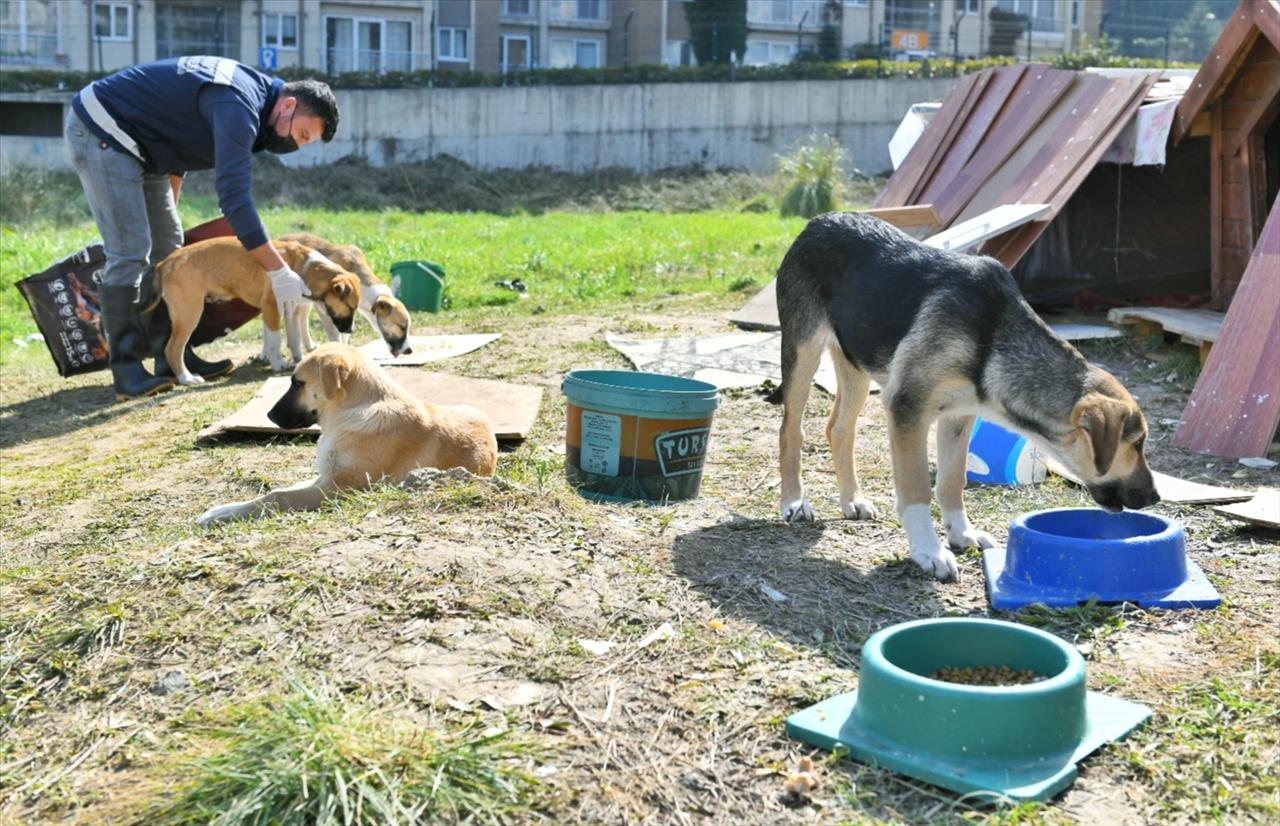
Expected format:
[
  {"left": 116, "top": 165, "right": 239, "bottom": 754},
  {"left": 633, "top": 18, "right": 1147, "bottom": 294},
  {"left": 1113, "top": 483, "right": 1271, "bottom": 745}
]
[
  {"left": 817, "top": 0, "right": 843, "bottom": 61},
  {"left": 684, "top": 0, "right": 747, "bottom": 65}
]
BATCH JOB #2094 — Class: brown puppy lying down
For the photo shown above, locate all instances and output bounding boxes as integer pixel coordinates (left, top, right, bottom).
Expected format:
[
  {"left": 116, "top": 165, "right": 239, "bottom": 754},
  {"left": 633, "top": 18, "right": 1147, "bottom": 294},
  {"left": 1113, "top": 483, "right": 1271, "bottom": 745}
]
[
  {"left": 155, "top": 237, "right": 361, "bottom": 384},
  {"left": 197, "top": 343, "right": 497, "bottom": 525}
]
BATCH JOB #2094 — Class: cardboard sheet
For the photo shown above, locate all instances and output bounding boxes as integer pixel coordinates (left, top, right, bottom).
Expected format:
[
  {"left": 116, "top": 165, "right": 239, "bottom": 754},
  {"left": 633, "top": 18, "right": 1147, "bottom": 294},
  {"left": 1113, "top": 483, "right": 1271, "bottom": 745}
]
[
  {"left": 1214, "top": 489, "right": 1280, "bottom": 529},
  {"left": 358, "top": 333, "right": 500, "bottom": 366},
  {"left": 605, "top": 331, "right": 865, "bottom": 396},
  {"left": 1046, "top": 457, "right": 1255, "bottom": 505},
  {"left": 197, "top": 370, "right": 542, "bottom": 443}
]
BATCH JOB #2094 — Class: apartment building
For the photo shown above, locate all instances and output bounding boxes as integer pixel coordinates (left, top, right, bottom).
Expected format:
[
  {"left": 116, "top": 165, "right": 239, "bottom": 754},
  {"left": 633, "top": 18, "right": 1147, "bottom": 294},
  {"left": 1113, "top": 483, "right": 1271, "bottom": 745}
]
[
  {"left": 0, "top": 0, "right": 1097, "bottom": 77},
  {"left": 841, "top": 0, "right": 1100, "bottom": 61}
]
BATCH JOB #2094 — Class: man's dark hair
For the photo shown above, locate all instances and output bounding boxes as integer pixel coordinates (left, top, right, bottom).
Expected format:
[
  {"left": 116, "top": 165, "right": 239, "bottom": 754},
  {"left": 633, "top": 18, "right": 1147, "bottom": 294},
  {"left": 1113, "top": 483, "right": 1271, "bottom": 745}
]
[{"left": 282, "top": 79, "right": 340, "bottom": 142}]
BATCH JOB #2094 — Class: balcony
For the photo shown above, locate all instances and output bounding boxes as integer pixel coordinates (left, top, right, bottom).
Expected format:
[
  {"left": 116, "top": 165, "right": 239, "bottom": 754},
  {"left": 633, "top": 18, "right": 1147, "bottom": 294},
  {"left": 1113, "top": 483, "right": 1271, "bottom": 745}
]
[
  {"left": 0, "top": 31, "right": 64, "bottom": 66},
  {"left": 549, "top": 0, "right": 609, "bottom": 25},
  {"left": 747, "top": 0, "right": 824, "bottom": 29},
  {"left": 326, "top": 48, "right": 418, "bottom": 74}
]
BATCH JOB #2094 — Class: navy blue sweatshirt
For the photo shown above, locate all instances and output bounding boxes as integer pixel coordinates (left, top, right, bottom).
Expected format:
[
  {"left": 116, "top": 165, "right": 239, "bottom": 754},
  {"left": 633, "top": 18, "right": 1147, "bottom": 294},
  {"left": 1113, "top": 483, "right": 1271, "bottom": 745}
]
[{"left": 72, "top": 57, "right": 283, "bottom": 251}]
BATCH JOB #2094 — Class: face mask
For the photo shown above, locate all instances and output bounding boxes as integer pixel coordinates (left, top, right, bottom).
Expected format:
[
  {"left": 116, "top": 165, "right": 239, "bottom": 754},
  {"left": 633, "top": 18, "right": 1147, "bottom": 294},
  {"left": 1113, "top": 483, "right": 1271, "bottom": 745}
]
[{"left": 260, "top": 109, "right": 298, "bottom": 155}]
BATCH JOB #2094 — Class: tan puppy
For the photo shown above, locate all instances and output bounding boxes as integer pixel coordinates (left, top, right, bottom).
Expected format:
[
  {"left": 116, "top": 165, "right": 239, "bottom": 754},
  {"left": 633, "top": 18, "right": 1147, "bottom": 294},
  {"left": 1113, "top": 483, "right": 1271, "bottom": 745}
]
[
  {"left": 279, "top": 232, "right": 414, "bottom": 357},
  {"left": 155, "top": 237, "right": 361, "bottom": 384},
  {"left": 196, "top": 342, "right": 497, "bottom": 525}
]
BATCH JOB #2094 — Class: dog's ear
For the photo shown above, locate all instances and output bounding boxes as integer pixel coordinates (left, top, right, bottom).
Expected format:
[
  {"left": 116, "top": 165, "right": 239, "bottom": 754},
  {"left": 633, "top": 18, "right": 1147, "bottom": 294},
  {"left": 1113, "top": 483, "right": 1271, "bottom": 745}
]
[
  {"left": 1075, "top": 395, "right": 1129, "bottom": 476},
  {"left": 318, "top": 349, "right": 355, "bottom": 401},
  {"left": 332, "top": 275, "right": 355, "bottom": 301},
  {"left": 371, "top": 295, "right": 393, "bottom": 317}
]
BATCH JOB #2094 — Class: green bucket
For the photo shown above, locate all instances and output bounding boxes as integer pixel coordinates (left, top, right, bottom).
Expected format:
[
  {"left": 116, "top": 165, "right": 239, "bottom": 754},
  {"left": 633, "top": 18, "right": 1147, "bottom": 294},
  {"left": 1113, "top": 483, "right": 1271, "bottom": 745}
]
[{"left": 390, "top": 260, "right": 446, "bottom": 312}]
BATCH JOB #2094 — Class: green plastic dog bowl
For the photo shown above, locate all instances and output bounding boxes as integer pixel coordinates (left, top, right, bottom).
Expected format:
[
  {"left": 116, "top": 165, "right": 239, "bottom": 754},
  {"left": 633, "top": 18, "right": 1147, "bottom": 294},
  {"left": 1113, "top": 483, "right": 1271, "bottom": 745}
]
[{"left": 786, "top": 618, "right": 1150, "bottom": 801}]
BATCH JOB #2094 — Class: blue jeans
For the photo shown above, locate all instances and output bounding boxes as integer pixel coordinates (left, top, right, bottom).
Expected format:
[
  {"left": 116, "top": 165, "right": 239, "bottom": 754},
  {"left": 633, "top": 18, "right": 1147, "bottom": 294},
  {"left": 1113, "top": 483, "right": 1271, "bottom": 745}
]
[{"left": 64, "top": 109, "right": 182, "bottom": 296}]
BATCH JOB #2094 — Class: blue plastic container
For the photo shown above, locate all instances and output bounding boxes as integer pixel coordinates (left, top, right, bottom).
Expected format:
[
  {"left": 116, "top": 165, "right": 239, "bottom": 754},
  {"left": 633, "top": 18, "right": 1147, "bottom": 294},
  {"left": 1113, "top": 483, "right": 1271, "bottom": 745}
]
[
  {"left": 983, "top": 508, "right": 1221, "bottom": 610},
  {"left": 561, "top": 370, "right": 720, "bottom": 503},
  {"left": 967, "top": 418, "right": 1046, "bottom": 485}
]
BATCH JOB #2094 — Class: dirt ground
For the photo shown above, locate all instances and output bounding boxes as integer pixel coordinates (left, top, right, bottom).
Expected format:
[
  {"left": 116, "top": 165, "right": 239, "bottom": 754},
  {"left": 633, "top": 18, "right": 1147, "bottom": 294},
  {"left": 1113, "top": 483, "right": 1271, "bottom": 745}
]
[{"left": 1, "top": 302, "right": 1277, "bottom": 824}]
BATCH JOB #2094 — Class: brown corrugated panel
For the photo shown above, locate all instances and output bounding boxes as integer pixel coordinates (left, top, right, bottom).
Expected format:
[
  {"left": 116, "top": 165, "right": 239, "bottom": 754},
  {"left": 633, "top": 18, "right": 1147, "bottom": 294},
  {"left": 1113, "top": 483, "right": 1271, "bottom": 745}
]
[
  {"left": 873, "top": 64, "right": 1160, "bottom": 270},
  {"left": 873, "top": 71, "right": 982, "bottom": 208},
  {"left": 1174, "top": 203, "right": 1280, "bottom": 457}
]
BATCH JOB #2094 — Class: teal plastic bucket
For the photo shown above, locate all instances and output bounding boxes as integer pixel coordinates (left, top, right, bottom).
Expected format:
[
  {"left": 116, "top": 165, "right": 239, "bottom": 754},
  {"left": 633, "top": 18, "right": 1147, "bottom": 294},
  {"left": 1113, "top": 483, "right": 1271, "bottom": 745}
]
[
  {"left": 390, "top": 260, "right": 446, "bottom": 312},
  {"left": 562, "top": 370, "right": 720, "bottom": 503}
]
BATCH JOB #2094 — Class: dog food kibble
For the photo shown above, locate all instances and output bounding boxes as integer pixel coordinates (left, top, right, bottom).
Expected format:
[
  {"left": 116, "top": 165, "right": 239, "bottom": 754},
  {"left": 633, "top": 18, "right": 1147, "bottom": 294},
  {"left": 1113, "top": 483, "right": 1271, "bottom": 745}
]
[{"left": 929, "top": 665, "right": 1048, "bottom": 686}]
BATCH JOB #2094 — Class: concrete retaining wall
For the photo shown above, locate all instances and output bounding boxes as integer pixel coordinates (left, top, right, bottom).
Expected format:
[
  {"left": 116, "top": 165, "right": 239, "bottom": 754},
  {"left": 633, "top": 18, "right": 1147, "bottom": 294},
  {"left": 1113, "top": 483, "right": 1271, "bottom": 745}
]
[{"left": 1, "top": 77, "right": 957, "bottom": 175}]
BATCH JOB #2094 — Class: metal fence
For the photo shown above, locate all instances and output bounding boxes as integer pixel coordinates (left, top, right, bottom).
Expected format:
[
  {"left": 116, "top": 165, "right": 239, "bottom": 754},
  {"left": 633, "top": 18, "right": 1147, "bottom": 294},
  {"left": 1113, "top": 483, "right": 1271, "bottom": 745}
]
[{"left": 0, "top": 31, "right": 62, "bottom": 66}]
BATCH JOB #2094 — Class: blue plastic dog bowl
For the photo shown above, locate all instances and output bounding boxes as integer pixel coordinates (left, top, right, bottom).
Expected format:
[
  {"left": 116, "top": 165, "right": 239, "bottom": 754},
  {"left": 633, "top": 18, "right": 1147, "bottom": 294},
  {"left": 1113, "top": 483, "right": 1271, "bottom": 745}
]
[
  {"left": 983, "top": 508, "right": 1221, "bottom": 610},
  {"left": 786, "top": 618, "right": 1151, "bottom": 802}
]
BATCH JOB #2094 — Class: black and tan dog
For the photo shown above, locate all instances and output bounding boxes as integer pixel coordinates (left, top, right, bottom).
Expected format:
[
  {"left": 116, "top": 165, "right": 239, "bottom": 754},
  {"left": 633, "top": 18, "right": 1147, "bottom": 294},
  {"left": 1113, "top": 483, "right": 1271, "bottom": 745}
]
[
  {"left": 771, "top": 212, "right": 1159, "bottom": 581},
  {"left": 196, "top": 343, "right": 497, "bottom": 525},
  {"left": 155, "top": 237, "right": 361, "bottom": 383},
  {"left": 279, "top": 232, "right": 414, "bottom": 357}
]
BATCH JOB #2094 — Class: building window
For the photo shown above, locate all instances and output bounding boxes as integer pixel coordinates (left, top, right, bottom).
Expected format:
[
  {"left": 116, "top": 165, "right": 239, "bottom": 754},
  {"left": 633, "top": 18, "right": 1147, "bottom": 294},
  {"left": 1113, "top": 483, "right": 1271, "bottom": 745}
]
[
  {"left": 666, "top": 39, "right": 695, "bottom": 67},
  {"left": 502, "top": 0, "right": 535, "bottom": 19},
  {"left": 1, "top": 0, "right": 63, "bottom": 65},
  {"left": 846, "top": 0, "right": 869, "bottom": 7},
  {"left": 744, "top": 39, "right": 794, "bottom": 65},
  {"left": 93, "top": 2, "right": 130, "bottom": 41},
  {"left": 1071, "top": 0, "right": 1079, "bottom": 26},
  {"left": 501, "top": 34, "right": 532, "bottom": 72},
  {"left": 553, "top": 37, "right": 602, "bottom": 68},
  {"left": 550, "top": 0, "right": 606, "bottom": 22},
  {"left": 438, "top": 26, "right": 468, "bottom": 62},
  {"left": 263, "top": 12, "right": 297, "bottom": 49},
  {"left": 748, "top": 0, "right": 822, "bottom": 26},
  {"left": 995, "top": 0, "right": 1058, "bottom": 33},
  {"left": 964, "top": 0, "right": 981, "bottom": 13},
  {"left": 326, "top": 16, "right": 413, "bottom": 74}
]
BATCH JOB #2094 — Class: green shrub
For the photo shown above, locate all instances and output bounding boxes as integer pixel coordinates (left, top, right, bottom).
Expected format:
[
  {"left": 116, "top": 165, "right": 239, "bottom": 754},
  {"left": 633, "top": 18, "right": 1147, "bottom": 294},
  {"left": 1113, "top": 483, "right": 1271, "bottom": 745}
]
[{"left": 777, "top": 134, "right": 847, "bottom": 219}]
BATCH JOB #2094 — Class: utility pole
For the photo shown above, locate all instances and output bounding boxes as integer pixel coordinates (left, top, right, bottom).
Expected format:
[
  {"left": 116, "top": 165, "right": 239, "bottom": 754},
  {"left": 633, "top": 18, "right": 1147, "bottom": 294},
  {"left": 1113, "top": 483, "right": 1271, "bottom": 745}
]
[{"left": 623, "top": 9, "right": 635, "bottom": 68}]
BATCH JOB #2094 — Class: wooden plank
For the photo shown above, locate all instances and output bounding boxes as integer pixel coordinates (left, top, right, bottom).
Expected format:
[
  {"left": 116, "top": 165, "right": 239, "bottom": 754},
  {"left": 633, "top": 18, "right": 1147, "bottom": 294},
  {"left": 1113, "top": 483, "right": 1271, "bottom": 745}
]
[
  {"left": 197, "top": 371, "right": 544, "bottom": 443},
  {"left": 917, "top": 66, "right": 1026, "bottom": 206},
  {"left": 861, "top": 204, "right": 943, "bottom": 234},
  {"left": 874, "top": 72, "right": 981, "bottom": 208},
  {"left": 986, "top": 73, "right": 1157, "bottom": 266},
  {"left": 1175, "top": 204, "right": 1280, "bottom": 457},
  {"left": 906, "top": 71, "right": 993, "bottom": 205},
  {"left": 1173, "top": 3, "right": 1263, "bottom": 143},
  {"left": 1105, "top": 307, "right": 1225, "bottom": 345},
  {"left": 930, "top": 68, "right": 1078, "bottom": 226},
  {"left": 923, "top": 203, "right": 1052, "bottom": 253},
  {"left": 1214, "top": 488, "right": 1280, "bottom": 529}
]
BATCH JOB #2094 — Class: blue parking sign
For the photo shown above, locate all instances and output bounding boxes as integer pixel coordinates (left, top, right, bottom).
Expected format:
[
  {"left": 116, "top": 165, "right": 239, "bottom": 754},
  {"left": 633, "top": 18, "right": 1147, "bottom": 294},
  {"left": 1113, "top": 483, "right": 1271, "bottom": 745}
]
[{"left": 259, "top": 46, "right": 277, "bottom": 70}]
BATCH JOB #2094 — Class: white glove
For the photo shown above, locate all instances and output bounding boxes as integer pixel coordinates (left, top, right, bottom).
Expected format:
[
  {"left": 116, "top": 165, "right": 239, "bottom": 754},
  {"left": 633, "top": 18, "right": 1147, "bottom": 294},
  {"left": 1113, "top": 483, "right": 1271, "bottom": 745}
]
[{"left": 267, "top": 265, "right": 311, "bottom": 317}]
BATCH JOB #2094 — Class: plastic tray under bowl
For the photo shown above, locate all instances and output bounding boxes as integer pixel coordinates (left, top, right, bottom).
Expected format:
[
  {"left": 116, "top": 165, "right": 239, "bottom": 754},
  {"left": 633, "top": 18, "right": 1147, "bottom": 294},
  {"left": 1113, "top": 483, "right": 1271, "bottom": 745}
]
[
  {"left": 786, "top": 618, "right": 1151, "bottom": 802},
  {"left": 983, "top": 508, "right": 1221, "bottom": 611}
]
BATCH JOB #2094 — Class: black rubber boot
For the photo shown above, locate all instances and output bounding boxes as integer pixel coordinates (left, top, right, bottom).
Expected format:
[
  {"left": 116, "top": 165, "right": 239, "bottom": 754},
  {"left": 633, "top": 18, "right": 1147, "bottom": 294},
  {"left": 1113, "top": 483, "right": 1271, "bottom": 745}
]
[
  {"left": 144, "top": 296, "right": 234, "bottom": 381},
  {"left": 100, "top": 285, "right": 175, "bottom": 401}
]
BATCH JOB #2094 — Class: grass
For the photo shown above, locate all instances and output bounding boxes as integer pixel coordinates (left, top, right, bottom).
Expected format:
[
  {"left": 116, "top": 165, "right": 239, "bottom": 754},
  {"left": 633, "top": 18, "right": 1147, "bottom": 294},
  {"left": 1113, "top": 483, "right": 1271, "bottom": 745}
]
[
  {"left": 0, "top": 167, "right": 814, "bottom": 364},
  {"left": 147, "top": 680, "right": 547, "bottom": 825}
]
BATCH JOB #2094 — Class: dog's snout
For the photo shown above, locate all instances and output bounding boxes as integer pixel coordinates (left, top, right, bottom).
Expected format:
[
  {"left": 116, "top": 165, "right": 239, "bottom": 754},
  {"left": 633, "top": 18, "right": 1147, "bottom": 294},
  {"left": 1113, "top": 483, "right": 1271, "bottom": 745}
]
[
  {"left": 391, "top": 338, "right": 409, "bottom": 356},
  {"left": 267, "top": 382, "right": 318, "bottom": 430},
  {"left": 336, "top": 315, "right": 354, "bottom": 333}
]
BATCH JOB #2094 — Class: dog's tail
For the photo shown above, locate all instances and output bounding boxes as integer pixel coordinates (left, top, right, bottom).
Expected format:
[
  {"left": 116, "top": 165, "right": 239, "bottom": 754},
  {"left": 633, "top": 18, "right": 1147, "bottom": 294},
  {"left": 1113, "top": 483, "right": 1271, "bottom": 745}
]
[{"left": 137, "top": 263, "right": 166, "bottom": 315}]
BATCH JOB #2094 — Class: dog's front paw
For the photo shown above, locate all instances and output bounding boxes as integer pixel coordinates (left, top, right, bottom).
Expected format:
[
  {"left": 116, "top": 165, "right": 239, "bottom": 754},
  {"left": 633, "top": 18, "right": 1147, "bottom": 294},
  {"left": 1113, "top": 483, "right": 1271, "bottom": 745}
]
[
  {"left": 196, "top": 502, "right": 244, "bottom": 527},
  {"left": 910, "top": 543, "right": 960, "bottom": 582},
  {"left": 943, "top": 510, "right": 996, "bottom": 551},
  {"left": 176, "top": 372, "right": 204, "bottom": 387},
  {"left": 268, "top": 359, "right": 294, "bottom": 374},
  {"left": 948, "top": 526, "right": 996, "bottom": 551},
  {"left": 781, "top": 499, "right": 815, "bottom": 523},
  {"left": 842, "top": 497, "right": 879, "bottom": 520}
]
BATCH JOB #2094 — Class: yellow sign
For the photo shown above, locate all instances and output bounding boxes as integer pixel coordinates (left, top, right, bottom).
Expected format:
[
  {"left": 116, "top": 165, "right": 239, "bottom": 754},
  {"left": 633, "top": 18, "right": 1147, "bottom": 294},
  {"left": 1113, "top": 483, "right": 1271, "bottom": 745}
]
[{"left": 891, "top": 30, "right": 930, "bottom": 51}]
